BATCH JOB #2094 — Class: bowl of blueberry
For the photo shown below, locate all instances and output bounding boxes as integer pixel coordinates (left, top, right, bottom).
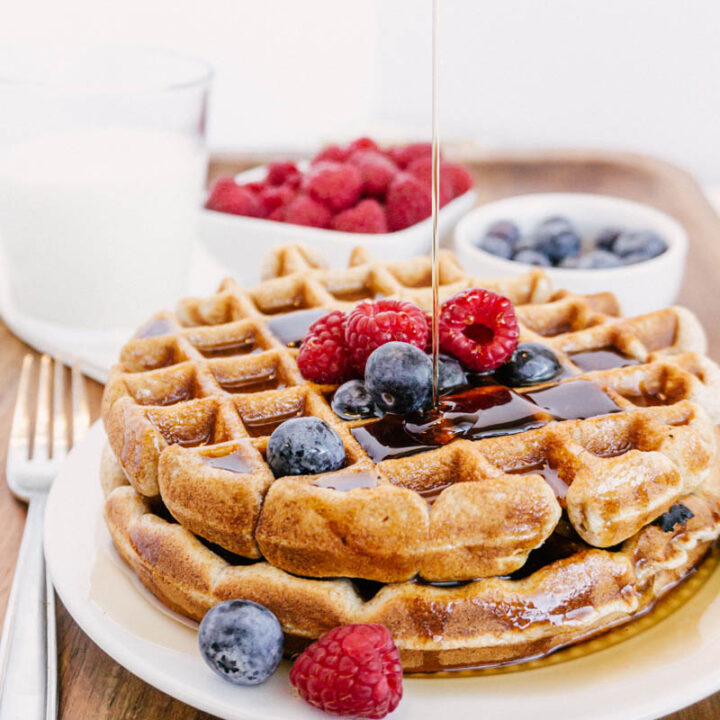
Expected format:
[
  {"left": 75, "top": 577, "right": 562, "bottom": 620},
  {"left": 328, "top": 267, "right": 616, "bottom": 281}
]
[{"left": 454, "top": 193, "right": 688, "bottom": 316}]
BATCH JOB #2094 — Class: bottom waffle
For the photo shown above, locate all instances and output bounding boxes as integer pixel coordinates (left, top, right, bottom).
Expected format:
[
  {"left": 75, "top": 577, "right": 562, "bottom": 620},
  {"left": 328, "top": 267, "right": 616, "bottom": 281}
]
[{"left": 101, "top": 437, "right": 720, "bottom": 672}]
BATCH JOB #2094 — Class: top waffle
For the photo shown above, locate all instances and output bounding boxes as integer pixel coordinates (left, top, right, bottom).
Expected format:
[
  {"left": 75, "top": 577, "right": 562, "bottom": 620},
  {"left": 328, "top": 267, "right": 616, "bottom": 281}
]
[{"left": 102, "top": 245, "right": 720, "bottom": 584}]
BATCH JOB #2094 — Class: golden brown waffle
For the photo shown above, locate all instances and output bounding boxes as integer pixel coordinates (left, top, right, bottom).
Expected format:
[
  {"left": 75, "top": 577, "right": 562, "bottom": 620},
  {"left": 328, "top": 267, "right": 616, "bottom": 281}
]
[{"left": 101, "top": 245, "right": 720, "bottom": 669}]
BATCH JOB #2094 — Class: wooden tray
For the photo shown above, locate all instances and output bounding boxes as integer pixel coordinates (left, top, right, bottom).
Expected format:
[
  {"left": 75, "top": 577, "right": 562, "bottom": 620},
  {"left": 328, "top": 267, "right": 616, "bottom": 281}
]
[
  {"left": 210, "top": 148, "right": 720, "bottom": 359},
  {"left": 0, "top": 149, "right": 718, "bottom": 719}
]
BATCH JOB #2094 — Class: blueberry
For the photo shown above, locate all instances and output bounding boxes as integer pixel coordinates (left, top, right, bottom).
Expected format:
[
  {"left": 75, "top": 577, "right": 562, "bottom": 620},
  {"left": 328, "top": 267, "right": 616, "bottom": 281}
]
[
  {"left": 494, "top": 342, "right": 562, "bottom": 386},
  {"left": 622, "top": 251, "right": 656, "bottom": 265},
  {"left": 513, "top": 249, "right": 552, "bottom": 267},
  {"left": 267, "top": 417, "right": 345, "bottom": 477},
  {"left": 560, "top": 250, "right": 623, "bottom": 269},
  {"left": 477, "top": 235, "right": 513, "bottom": 260},
  {"left": 595, "top": 226, "right": 622, "bottom": 252},
  {"left": 653, "top": 503, "right": 694, "bottom": 532},
  {"left": 332, "top": 380, "right": 377, "bottom": 420},
  {"left": 531, "top": 216, "right": 581, "bottom": 264},
  {"left": 437, "top": 354, "right": 468, "bottom": 394},
  {"left": 365, "top": 341, "right": 433, "bottom": 413},
  {"left": 485, "top": 219, "right": 521, "bottom": 246},
  {"left": 198, "top": 600, "right": 283, "bottom": 686},
  {"left": 612, "top": 230, "right": 666, "bottom": 260}
]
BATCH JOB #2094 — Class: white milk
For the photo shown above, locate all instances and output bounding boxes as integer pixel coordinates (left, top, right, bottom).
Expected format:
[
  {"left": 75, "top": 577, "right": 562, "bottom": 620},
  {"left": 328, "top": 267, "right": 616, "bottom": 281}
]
[{"left": 0, "top": 126, "right": 206, "bottom": 330}]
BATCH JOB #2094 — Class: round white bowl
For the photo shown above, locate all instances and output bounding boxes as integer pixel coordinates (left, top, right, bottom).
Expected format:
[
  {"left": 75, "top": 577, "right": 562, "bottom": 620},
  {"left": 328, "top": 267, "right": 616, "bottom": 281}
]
[
  {"left": 454, "top": 193, "right": 688, "bottom": 317},
  {"left": 199, "top": 163, "right": 476, "bottom": 285}
]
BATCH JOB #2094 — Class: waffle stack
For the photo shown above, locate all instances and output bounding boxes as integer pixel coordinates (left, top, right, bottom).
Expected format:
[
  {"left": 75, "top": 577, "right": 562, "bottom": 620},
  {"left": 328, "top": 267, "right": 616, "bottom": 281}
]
[{"left": 101, "top": 245, "right": 720, "bottom": 671}]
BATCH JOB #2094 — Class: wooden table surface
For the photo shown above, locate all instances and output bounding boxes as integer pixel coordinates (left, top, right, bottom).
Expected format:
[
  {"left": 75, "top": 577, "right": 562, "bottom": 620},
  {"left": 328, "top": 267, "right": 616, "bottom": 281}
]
[{"left": 2, "top": 150, "right": 720, "bottom": 719}]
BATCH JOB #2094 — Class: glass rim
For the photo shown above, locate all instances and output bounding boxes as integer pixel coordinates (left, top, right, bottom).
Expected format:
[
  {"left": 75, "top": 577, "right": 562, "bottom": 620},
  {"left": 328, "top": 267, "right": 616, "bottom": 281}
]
[{"left": 0, "top": 44, "right": 213, "bottom": 94}]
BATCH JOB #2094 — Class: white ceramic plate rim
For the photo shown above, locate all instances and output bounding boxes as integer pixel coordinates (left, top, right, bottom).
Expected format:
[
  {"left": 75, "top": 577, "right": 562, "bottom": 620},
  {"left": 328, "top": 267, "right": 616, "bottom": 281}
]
[{"left": 45, "top": 422, "right": 720, "bottom": 720}]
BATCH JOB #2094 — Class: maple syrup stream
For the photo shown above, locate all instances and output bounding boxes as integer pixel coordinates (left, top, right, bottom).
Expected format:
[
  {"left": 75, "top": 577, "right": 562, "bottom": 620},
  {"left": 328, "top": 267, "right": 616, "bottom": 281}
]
[{"left": 431, "top": 0, "right": 441, "bottom": 405}]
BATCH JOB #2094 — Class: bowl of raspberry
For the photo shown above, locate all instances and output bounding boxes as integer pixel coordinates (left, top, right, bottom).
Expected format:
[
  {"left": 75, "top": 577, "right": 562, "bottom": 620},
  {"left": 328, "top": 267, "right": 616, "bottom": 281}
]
[
  {"left": 201, "top": 137, "right": 476, "bottom": 284},
  {"left": 454, "top": 193, "right": 688, "bottom": 316}
]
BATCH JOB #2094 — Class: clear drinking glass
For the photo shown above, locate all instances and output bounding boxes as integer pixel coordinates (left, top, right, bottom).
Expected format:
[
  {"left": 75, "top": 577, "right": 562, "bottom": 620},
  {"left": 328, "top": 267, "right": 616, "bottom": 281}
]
[{"left": 0, "top": 45, "right": 211, "bottom": 368}]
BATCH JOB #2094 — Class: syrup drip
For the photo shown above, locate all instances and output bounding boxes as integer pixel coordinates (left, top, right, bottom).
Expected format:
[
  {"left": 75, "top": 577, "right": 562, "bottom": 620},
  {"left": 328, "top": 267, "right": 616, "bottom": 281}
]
[
  {"left": 507, "top": 460, "right": 568, "bottom": 501},
  {"left": 266, "top": 308, "right": 327, "bottom": 347},
  {"left": 201, "top": 450, "right": 252, "bottom": 474},
  {"left": 313, "top": 471, "right": 379, "bottom": 491},
  {"left": 525, "top": 380, "right": 622, "bottom": 421},
  {"left": 351, "top": 385, "right": 549, "bottom": 463},
  {"left": 242, "top": 408, "right": 303, "bottom": 437},
  {"left": 218, "top": 370, "right": 284, "bottom": 394},
  {"left": 197, "top": 337, "right": 258, "bottom": 357},
  {"left": 569, "top": 348, "right": 639, "bottom": 373}
]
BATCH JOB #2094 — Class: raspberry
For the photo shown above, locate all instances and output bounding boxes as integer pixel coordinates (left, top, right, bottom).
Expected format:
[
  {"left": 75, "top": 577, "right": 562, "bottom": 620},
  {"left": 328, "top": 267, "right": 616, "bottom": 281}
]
[
  {"left": 385, "top": 172, "right": 431, "bottom": 231},
  {"left": 388, "top": 141, "right": 439, "bottom": 169},
  {"left": 283, "top": 194, "right": 332, "bottom": 228},
  {"left": 297, "top": 311, "right": 354, "bottom": 384},
  {"left": 259, "top": 185, "right": 295, "bottom": 216},
  {"left": 405, "top": 156, "right": 454, "bottom": 207},
  {"left": 347, "top": 136, "right": 380, "bottom": 154},
  {"left": 444, "top": 162, "right": 474, "bottom": 198},
  {"left": 439, "top": 288, "right": 519, "bottom": 371},
  {"left": 305, "top": 161, "right": 363, "bottom": 212},
  {"left": 266, "top": 161, "right": 302, "bottom": 188},
  {"left": 331, "top": 199, "right": 388, "bottom": 234},
  {"left": 348, "top": 150, "right": 398, "bottom": 197},
  {"left": 312, "top": 144, "right": 351, "bottom": 164},
  {"left": 205, "top": 178, "right": 262, "bottom": 217},
  {"left": 345, "top": 299, "right": 428, "bottom": 373},
  {"left": 290, "top": 624, "right": 403, "bottom": 719}
]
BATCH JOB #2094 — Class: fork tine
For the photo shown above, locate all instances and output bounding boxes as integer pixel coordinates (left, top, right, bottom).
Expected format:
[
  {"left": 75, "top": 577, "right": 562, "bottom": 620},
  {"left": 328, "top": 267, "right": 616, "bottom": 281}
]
[
  {"left": 52, "top": 360, "right": 67, "bottom": 461},
  {"left": 33, "top": 355, "right": 51, "bottom": 460},
  {"left": 71, "top": 364, "right": 90, "bottom": 447},
  {"left": 9, "top": 354, "right": 34, "bottom": 462}
]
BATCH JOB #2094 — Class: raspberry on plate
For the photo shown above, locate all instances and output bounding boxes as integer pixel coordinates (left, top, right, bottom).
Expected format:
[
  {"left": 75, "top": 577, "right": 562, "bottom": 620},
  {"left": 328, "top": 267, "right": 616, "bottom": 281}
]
[
  {"left": 331, "top": 199, "right": 388, "bottom": 234},
  {"left": 345, "top": 298, "right": 429, "bottom": 373},
  {"left": 266, "top": 161, "right": 301, "bottom": 188},
  {"left": 388, "top": 141, "right": 436, "bottom": 169},
  {"left": 305, "top": 161, "right": 363, "bottom": 212},
  {"left": 405, "top": 156, "right": 454, "bottom": 206},
  {"left": 297, "top": 310, "right": 354, "bottom": 383},
  {"left": 289, "top": 624, "right": 403, "bottom": 719},
  {"left": 258, "top": 185, "right": 295, "bottom": 216},
  {"left": 312, "top": 143, "right": 352, "bottom": 164},
  {"left": 348, "top": 150, "right": 398, "bottom": 196},
  {"left": 205, "top": 177, "right": 263, "bottom": 217},
  {"left": 385, "top": 172, "right": 432, "bottom": 231},
  {"left": 283, "top": 194, "right": 332, "bottom": 228},
  {"left": 444, "top": 162, "right": 474, "bottom": 197},
  {"left": 439, "top": 288, "right": 519, "bottom": 371}
]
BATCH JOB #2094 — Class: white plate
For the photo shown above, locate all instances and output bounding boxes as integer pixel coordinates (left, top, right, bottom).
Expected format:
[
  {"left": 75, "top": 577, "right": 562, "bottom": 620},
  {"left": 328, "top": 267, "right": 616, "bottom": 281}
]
[{"left": 46, "top": 423, "right": 720, "bottom": 720}]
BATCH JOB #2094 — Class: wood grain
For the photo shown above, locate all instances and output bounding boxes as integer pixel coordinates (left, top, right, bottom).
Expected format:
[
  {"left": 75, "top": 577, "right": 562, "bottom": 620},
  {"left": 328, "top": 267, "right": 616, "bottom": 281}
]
[{"left": 1, "top": 149, "right": 719, "bottom": 719}]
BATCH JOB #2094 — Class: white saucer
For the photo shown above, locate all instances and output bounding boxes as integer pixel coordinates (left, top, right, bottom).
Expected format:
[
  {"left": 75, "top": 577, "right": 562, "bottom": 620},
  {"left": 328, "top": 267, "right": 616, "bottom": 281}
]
[{"left": 45, "top": 423, "right": 720, "bottom": 720}]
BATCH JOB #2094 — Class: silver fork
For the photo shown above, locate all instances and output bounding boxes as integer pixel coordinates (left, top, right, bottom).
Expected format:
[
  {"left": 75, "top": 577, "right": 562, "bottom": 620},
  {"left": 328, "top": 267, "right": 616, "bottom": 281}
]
[{"left": 0, "top": 355, "right": 90, "bottom": 719}]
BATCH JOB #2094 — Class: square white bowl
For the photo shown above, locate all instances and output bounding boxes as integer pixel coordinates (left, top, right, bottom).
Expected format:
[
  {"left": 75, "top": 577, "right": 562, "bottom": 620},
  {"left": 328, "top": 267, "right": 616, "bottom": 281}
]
[
  {"left": 199, "top": 163, "right": 476, "bottom": 285},
  {"left": 454, "top": 193, "right": 688, "bottom": 316}
]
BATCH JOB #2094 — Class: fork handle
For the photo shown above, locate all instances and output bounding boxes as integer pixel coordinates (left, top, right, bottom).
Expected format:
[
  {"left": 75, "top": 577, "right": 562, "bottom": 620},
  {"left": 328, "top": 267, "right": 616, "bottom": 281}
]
[{"left": 0, "top": 495, "right": 53, "bottom": 719}]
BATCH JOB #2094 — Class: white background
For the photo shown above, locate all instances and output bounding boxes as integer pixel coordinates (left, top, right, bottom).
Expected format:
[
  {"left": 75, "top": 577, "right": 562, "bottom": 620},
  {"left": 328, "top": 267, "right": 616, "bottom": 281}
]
[{"left": 2, "top": 0, "right": 720, "bottom": 181}]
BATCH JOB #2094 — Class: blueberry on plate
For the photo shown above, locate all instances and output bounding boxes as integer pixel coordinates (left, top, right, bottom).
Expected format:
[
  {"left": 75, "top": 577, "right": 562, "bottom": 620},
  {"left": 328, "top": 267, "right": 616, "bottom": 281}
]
[
  {"left": 198, "top": 600, "right": 283, "bottom": 686},
  {"left": 612, "top": 230, "right": 667, "bottom": 260},
  {"left": 513, "top": 249, "right": 552, "bottom": 267},
  {"left": 532, "top": 216, "right": 581, "bottom": 264},
  {"left": 560, "top": 250, "right": 623, "bottom": 269},
  {"left": 595, "top": 226, "right": 622, "bottom": 252},
  {"left": 267, "top": 417, "right": 345, "bottom": 477},
  {"left": 437, "top": 354, "right": 468, "bottom": 394},
  {"left": 477, "top": 234, "right": 513, "bottom": 260},
  {"left": 365, "top": 341, "right": 433, "bottom": 413},
  {"left": 494, "top": 342, "right": 562, "bottom": 386},
  {"left": 332, "top": 379, "right": 377, "bottom": 420},
  {"left": 485, "top": 219, "right": 521, "bottom": 246}
]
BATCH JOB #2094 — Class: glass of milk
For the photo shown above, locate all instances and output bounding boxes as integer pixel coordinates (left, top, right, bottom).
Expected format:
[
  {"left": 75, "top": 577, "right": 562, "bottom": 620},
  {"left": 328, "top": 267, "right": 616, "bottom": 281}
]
[{"left": 0, "top": 46, "right": 211, "bottom": 370}]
